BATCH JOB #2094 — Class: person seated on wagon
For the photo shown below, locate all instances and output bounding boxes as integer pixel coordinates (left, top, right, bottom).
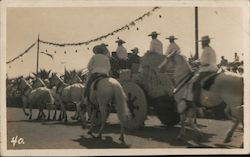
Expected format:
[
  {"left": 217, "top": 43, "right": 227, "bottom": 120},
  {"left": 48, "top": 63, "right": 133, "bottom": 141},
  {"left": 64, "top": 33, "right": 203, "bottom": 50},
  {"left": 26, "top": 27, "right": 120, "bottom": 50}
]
[
  {"left": 182, "top": 35, "right": 218, "bottom": 106},
  {"left": 115, "top": 39, "right": 128, "bottom": 69},
  {"left": 84, "top": 44, "right": 111, "bottom": 100},
  {"left": 148, "top": 31, "right": 163, "bottom": 55},
  {"left": 165, "top": 35, "right": 180, "bottom": 55}
]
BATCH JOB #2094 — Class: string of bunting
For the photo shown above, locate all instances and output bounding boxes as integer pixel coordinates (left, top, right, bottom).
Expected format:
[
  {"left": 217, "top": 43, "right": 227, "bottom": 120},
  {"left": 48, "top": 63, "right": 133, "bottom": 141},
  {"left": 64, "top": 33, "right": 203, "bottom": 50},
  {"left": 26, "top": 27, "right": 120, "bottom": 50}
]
[
  {"left": 6, "top": 42, "right": 37, "bottom": 64},
  {"left": 39, "top": 6, "right": 161, "bottom": 47},
  {"left": 6, "top": 6, "right": 161, "bottom": 65}
]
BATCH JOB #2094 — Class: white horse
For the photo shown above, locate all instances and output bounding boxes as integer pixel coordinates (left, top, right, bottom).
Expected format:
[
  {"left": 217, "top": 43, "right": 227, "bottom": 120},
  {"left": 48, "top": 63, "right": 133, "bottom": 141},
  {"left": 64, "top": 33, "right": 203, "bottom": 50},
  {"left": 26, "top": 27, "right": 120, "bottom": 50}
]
[
  {"left": 16, "top": 77, "right": 55, "bottom": 120},
  {"left": 32, "top": 77, "right": 60, "bottom": 120},
  {"left": 161, "top": 52, "right": 243, "bottom": 144},
  {"left": 49, "top": 73, "right": 86, "bottom": 123},
  {"left": 84, "top": 76, "right": 131, "bottom": 144}
]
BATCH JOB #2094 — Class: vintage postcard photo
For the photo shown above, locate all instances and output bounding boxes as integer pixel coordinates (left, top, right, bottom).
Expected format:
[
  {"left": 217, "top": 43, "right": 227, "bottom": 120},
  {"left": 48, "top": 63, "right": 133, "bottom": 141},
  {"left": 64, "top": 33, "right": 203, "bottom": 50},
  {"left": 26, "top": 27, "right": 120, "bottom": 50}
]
[{"left": 1, "top": 0, "right": 249, "bottom": 156}]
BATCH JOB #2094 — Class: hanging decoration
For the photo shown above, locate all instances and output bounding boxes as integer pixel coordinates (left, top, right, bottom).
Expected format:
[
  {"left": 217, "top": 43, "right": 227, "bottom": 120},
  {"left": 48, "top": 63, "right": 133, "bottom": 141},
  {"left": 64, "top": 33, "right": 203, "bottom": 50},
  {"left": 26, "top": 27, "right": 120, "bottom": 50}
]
[
  {"left": 6, "top": 42, "right": 36, "bottom": 64},
  {"left": 6, "top": 6, "right": 161, "bottom": 65},
  {"left": 40, "top": 51, "right": 54, "bottom": 60},
  {"left": 39, "top": 6, "right": 161, "bottom": 47}
]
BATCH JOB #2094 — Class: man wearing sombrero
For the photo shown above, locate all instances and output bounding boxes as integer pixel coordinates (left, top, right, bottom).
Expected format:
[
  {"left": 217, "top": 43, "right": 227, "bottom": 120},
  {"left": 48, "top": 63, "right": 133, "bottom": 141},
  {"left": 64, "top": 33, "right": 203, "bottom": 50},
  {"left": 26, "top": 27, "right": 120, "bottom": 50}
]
[
  {"left": 84, "top": 44, "right": 111, "bottom": 100},
  {"left": 115, "top": 39, "right": 128, "bottom": 60},
  {"left": 165, "top": 35, "right": 180, "bottom": 55},
  {"left": 183, "top": 35, "right": 218, "bottom": 107},
  {"left": 148, "top": 31, "right": 163, "bottom": 55}
]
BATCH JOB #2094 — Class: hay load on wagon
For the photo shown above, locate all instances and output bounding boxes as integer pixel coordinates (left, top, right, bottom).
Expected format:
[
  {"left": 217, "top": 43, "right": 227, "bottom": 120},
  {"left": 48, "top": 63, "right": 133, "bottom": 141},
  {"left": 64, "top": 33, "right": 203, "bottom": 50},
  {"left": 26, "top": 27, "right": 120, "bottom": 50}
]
[{"left": 118, "top": 52, "right": 180, "bottom": 129}]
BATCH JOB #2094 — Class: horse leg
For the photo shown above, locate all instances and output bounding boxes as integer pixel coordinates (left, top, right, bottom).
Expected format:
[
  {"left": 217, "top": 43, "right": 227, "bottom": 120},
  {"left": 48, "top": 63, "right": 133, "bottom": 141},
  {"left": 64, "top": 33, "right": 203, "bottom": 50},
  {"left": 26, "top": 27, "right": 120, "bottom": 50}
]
[
  {"left": 46, "top": 104, "right": 51, "bottom": 121},
  {"left": 42, "top": 109, "right": 46, "bottom": 119},
  {"left": 177, "top": 113, "right": 186, "bottom": 140},
  {"left": 187, "top": 108, "right": 203, "bottom": 141},
  {"left": 36, "top": 109, "right": 41, "bottom": 120},
  {"left": 97, "top": 105, "right": 108, "bottom": 139},
  {"left": 119, "top": 123, "right": 125, "bottom": 144},
  {"left": 224, "top": 118, "right": 239, "bottom": 143},
  {"left": 28, "top": 104, "right": 32, "bottom": 120},
  {"left": 53, "top": 106, "right": 57, "bottom": 120},
  {"left": 58, "top": 111, "right": 62, "bottom": 121},
  {"left": 61, "top": 103, "right": 68, "bottom": 122},
  {"left": 87, "top": 109, "right": 96, "bottom": 138}
]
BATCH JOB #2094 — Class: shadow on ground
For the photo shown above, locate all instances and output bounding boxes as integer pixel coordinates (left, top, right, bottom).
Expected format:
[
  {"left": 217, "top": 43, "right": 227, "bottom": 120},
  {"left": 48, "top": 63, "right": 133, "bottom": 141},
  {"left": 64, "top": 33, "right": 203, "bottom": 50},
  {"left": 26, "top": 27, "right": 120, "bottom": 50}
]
[
  {"left": 72, "top": 135, "right": 130, "bottom": 148},
  {"left": 71, "top": 123, "right": 217, "bottom": 148}
]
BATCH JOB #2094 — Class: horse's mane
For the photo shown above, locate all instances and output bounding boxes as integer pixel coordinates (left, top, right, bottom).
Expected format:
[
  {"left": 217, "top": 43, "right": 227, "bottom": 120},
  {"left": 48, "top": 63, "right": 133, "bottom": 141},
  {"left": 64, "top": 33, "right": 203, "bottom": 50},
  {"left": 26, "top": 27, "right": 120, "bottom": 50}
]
[{"left": 21, "top": 77, "right": 32, "bottom": 88}]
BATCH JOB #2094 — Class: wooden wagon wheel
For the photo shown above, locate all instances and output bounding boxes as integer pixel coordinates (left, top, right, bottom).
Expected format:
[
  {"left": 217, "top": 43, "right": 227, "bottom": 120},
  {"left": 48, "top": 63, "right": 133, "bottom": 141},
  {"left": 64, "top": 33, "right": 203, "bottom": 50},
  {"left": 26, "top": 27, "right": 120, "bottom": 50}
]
[{"left": 122, "top": 82, "right": 147, "bottom": 129}]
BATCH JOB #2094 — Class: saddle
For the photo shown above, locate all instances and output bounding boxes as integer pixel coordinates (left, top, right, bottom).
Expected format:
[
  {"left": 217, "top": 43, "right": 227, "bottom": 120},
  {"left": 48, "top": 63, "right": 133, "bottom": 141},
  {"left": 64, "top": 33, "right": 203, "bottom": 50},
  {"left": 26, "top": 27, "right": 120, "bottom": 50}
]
[
  {"left": 85, "top": 73, "right": 108, "bottom": 101},
  {"left": 192, "top": 69, "right": 223, "bottom": 105}
]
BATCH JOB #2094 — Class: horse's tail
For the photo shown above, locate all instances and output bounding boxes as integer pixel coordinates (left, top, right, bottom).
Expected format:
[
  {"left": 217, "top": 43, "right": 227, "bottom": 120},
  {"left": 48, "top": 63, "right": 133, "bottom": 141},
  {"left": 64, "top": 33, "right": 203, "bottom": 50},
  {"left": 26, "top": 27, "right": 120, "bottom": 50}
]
[{"left": 113, "top": 82, "right": 130, "bottom": 123}]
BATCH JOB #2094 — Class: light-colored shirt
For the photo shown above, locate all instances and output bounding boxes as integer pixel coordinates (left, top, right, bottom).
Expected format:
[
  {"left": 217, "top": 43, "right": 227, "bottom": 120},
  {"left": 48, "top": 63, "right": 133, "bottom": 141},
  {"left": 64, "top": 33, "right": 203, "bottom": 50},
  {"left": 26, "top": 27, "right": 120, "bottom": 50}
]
[
  {"left": 165, "top": 42, "right": 180, "bottom": 55},
  {"left": 149, "top": 39, "right": 163, "bottom": 55},
  {"left": 200, "top": 46, "right": 218, "bottom": 72},
  {"left": 87, "top": 54, "right": 111, "bottom": 75},
  {"left": 116, "top": 45, "right": 128, "bottom": 59}
]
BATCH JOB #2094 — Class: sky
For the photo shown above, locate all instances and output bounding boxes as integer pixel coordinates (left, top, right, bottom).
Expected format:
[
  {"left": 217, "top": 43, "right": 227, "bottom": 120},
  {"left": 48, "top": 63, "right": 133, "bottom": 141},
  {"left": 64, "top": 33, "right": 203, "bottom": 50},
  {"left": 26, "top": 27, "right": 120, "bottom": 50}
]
[{"left": 6, "top": 7, "right": 245, "bottom": 78}]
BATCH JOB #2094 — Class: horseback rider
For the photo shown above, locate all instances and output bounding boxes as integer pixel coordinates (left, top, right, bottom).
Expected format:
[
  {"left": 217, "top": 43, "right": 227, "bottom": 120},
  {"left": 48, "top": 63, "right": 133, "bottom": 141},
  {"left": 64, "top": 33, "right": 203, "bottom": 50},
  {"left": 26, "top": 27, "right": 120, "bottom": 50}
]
[
  {"left": 84, "top": 44, "right": 111, "bottom": 101},
  {"left": 165, "top": 35, "right": 180, "bottom": 55},
  {"left": 148, "top": 31, "right": 163, "bottom": 55},
  {"left": 183, "top": 35, "right": 218, "bottom": 107}
]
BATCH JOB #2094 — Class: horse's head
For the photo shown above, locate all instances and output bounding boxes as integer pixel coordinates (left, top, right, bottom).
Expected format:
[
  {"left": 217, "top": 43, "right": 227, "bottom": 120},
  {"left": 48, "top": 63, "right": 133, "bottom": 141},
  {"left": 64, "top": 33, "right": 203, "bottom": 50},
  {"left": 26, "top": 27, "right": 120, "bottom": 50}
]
[
  {"left": 50, "top": 73, "right": 63, "bottom": 86},
  {"left": 32, "top": 77, "right": 46, "bottom": 88},
  {"left": 15, "top": 76, "right": 31, "bottom": 91},
  {"left": 163, "top": 52, "right": 193, "bottom": 85}
]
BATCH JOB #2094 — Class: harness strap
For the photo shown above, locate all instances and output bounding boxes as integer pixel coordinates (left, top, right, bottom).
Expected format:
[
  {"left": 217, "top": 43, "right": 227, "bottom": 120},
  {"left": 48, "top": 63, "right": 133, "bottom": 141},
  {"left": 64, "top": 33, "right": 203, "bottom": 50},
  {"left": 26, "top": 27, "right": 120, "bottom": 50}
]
[{"left": 173, "top": 72, "right": 194, "bottom": 94}]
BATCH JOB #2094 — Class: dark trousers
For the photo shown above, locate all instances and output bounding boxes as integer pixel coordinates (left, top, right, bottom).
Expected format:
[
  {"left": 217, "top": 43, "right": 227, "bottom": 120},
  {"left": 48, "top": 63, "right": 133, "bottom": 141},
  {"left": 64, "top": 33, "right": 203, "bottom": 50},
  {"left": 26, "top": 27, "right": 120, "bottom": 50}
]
[{"left": 84, "top": 73, "right": 107, "bottom": 99}]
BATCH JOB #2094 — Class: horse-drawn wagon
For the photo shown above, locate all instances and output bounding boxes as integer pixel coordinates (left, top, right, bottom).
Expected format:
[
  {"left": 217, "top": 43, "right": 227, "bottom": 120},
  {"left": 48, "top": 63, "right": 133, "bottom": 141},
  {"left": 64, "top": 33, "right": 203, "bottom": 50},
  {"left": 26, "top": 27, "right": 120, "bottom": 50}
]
[{"left": 114, "top": 52, "right": 180, "bottom": 129}]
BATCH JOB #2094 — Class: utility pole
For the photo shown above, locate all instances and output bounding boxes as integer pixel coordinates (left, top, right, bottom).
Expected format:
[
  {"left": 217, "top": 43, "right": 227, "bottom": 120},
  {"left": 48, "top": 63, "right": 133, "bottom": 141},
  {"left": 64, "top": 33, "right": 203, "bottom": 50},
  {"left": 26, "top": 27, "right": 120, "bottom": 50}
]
[
  {"left": 194, "top": 6, "right": 199, "bottom": 60},
  {"left": 36, "top": 34, "right": 40, "bottom": 74}
]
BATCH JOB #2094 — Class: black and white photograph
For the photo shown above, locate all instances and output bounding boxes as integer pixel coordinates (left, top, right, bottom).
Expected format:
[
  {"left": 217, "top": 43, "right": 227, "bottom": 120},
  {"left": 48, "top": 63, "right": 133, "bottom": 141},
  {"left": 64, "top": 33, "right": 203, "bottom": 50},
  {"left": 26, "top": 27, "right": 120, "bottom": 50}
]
[{"left": 1, "top": 0, "right": 249, "bottom": 156}]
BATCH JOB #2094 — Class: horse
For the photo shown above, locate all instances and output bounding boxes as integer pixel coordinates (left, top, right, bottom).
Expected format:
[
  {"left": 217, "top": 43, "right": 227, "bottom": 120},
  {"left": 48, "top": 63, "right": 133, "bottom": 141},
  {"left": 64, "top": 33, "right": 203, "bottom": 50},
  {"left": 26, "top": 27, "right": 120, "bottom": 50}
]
[
  {"left": 160, "top": 52, "right": 243, "bottom": 144},
  {"left": 32, "top": 77, "right": 59, "bottom": 120},
  {"left": 15, "top": 77, "right": 55, "bottom": 120},
  {"left": 84, "top": 76, "right": 131, "bottom": 144},
  {"left": 49, "top": 73, "right": 86, "bottom": 123}
]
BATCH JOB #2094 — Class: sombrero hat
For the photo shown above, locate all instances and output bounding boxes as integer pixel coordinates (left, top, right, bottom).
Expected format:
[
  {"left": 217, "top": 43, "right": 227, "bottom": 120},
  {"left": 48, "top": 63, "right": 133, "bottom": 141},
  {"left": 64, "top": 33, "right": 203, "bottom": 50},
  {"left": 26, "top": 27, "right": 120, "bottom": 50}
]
[
  {"left": 115, "top": 39, "right": 126, "bottom": 44},
  {"left": 197, "top": 35, "right": 213, "bottom": 42},
  {"left": 92, "top": 45, "right": 105, "bottom": 54},
  {"left": 166, "top": 35, "right": 178, "bottom": 40},
  {"left": 131, "top": 47, "right": 139, "bottom": 53},
  {"left": 100, "top": 43, "right": 109, "bottom": 47},
  {"left": 148, "top": 31, "right": 160, "bottom": 36}
]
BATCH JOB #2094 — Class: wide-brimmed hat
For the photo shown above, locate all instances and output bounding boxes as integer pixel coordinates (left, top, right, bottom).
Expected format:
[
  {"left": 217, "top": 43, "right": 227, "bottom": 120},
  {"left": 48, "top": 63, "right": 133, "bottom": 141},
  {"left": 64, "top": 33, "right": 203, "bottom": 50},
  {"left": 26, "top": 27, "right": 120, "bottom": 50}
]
[
  {"left": 115, "top": 39, "right": 126, "bottom": 44},
  {"left": 92, "top": 45, "right": 105, "bottom": 54},
  {"left": 166, "top": 35, "right": 178, "bottom": 40},
  {"left": 198, "top": 35, "right": 213, "bottom": 42},
  {"left": 100, "top": 43, "right": 109, "bottom": 47},
  {"left": 148, "top": 31, "right": 160, "bottom": 36},
  {"left": 131, "top": 47, "right": 139, "bottom": 53}
]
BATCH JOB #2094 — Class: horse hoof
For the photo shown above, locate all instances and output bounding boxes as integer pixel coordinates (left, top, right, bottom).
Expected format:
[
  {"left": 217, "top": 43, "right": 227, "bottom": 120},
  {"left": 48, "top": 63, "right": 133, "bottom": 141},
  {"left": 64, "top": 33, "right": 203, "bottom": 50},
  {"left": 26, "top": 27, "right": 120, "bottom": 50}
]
[
  {"left": 87, "top": 131, "right": 95, "bottom": 138},
  {"left": 119, "top": 137, "right": 125, "bottom": 144},
  {"left": 177, "top": 135, "right": 184, "bottom": 141},
  {"left": 197, "top": 134, "right": 203, "bottom": 142},
  {"left": 64, "top": 119, "right": 68, "bottom": 123},
  {"left": 97, "top": 134, "right": 102, "bottom": 139},
  {"left": 224, "top": 137, "right": 232, "bottom": 143}
]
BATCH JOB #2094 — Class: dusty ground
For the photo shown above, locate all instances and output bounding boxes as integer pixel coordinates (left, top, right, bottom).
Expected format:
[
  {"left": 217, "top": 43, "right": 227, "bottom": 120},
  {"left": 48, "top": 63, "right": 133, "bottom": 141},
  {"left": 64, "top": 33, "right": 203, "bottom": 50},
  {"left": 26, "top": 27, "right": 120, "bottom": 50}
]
[{"left": 6, "top": 107, "right": 243, "bottom": 149}]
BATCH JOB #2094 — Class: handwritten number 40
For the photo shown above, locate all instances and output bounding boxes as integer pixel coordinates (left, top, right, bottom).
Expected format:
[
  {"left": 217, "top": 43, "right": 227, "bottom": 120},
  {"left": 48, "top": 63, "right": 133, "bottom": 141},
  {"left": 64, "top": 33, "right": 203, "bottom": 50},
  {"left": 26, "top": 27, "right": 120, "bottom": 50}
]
[{"left": 11, "top": 136, "right": 25, "bottom": 147}]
